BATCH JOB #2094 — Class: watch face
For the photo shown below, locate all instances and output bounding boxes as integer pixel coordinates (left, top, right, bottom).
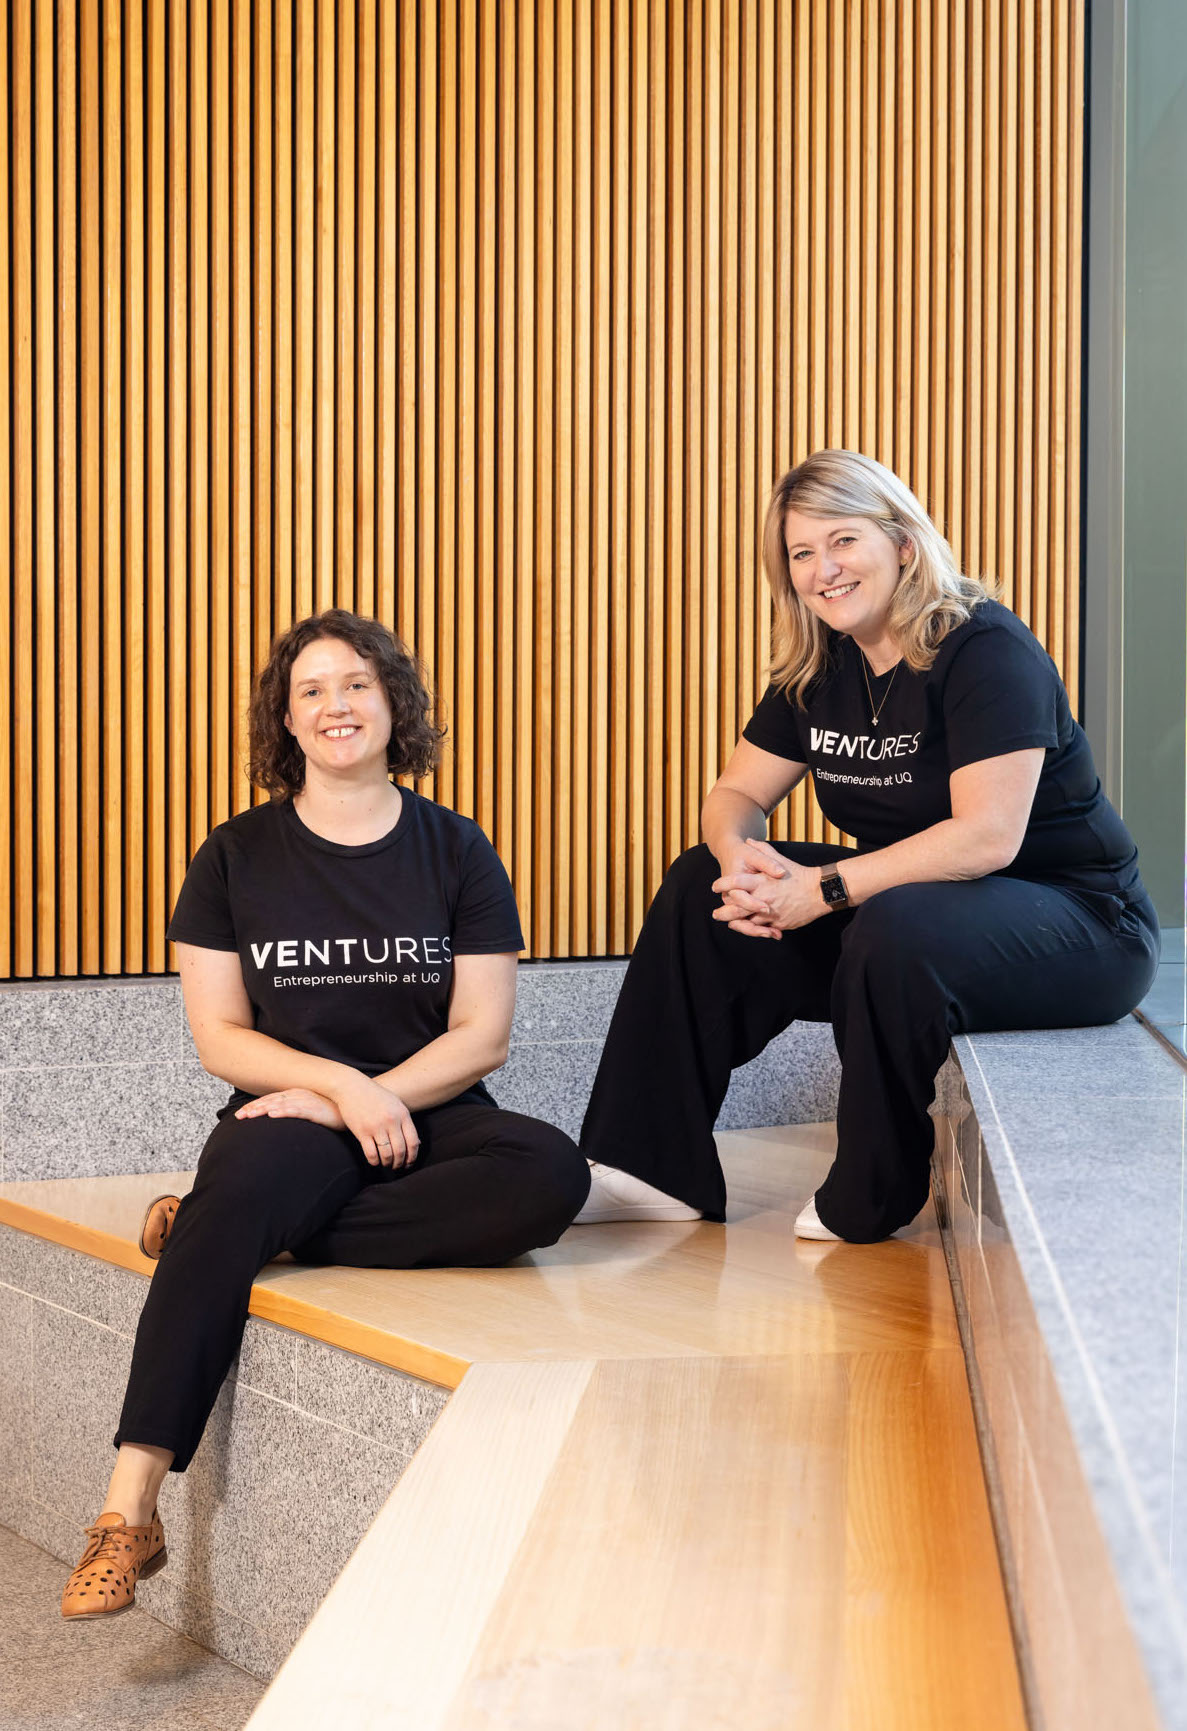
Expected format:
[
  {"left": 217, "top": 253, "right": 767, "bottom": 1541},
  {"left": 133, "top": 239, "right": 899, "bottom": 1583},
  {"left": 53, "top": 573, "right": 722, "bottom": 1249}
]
[{"left": 821, "top": 873, "right": 848, "bottom": 907}]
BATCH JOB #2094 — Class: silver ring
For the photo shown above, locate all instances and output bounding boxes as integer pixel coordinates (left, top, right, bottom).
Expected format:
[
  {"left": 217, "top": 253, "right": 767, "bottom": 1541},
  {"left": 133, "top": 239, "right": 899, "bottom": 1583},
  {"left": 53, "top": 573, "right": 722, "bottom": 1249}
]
[{"left": 376, "top": 1139, "right": 392, "bottom": 1148}]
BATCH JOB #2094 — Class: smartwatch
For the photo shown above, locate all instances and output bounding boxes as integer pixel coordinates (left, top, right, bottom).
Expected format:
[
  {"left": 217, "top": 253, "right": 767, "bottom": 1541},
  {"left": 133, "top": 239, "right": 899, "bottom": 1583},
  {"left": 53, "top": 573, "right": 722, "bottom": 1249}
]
[{"left": 819, "top": 867, "right": 851, "bottom": 911}]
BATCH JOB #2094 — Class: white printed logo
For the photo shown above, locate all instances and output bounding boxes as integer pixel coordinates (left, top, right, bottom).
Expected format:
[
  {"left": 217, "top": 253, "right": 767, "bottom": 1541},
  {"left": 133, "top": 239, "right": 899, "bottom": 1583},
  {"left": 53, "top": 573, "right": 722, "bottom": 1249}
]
[
  {"left": 809, "top": 727, "right": 920, "bottom": 762},
  {"left": 248, "top": 935, "right": 452, "bottom": 970}
]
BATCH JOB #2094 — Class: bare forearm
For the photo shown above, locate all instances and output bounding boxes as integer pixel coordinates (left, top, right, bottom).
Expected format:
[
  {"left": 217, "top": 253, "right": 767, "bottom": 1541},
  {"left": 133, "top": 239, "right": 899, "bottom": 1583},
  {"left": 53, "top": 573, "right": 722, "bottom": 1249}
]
[
  {"left": 701, "top": 785, "right": 769, "bottom": 870},
  {"left": 195, "top": 1024, "right": 358, "bottom": 1101},
  {"left": 831, "top": 819, "right": 1017, "bottom": 907},
  {"left": 374, "top": 1026, "right": 508, "bottom": 1112}
]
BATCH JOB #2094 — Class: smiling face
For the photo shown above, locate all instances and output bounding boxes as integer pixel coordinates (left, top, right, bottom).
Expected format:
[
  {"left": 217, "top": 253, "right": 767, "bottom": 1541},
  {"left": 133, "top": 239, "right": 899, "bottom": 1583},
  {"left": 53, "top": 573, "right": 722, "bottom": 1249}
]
[
  {"left": 783, "top": 508, "right": 908, "bottom": 655},
  {"left": 284, "top": 636, "right": 394, "bottom": 784}
]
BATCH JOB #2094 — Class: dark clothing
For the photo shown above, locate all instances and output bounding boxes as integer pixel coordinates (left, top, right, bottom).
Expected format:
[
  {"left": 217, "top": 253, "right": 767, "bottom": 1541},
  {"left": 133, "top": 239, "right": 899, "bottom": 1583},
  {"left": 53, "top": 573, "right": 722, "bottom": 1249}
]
[
  {"left": 580, "top": 843, "right": 1160, "bottom": 1241},
  {"left": 117, "top": 1098, "right": 590, "bottom": 1471},
  {"left": 119, "top": 793, "right": 582, "bottom": 1471},
  {"left": 167, "top": 792, "right": 524, "bottom": 1103},
  {"left": 743, "top": 601, "right": 1143, "bottom": 902}
]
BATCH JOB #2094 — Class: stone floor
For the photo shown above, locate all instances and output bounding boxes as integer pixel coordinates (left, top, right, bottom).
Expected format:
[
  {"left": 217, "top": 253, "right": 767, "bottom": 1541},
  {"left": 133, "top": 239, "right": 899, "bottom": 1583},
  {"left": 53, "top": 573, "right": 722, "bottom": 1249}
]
[{"left": 0, "top": 1524, "right": 262, "bottom": 1730}]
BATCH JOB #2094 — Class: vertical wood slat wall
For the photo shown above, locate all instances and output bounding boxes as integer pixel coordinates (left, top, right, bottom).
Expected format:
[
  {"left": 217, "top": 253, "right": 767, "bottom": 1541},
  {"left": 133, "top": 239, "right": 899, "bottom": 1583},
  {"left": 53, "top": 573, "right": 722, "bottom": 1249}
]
[{"left": 0, "top": 0, "right": 1084, "bottom": 977}]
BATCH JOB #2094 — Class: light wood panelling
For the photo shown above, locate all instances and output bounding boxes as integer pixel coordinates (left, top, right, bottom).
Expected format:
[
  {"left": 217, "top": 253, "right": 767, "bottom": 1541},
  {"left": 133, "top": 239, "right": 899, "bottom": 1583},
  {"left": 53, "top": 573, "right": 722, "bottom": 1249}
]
[{"left": 2, "top": 0, "right": 1086, "bottom": 974}]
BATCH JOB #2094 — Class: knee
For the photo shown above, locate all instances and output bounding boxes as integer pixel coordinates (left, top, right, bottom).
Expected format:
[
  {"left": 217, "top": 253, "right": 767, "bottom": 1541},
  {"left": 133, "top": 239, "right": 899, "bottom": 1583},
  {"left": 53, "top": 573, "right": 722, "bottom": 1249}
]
[
  {"left": 659, "top": 844, "right": 718, "bottom": 899},
  {"left": 498, "top": 1116, "right": 591, "bottom": 1230},
  {"left": 652, "top": 845, "right": 722, "bottom": 924},
  {"left": 192, "top": 1115, "right": 345, "bottom": 1208}
]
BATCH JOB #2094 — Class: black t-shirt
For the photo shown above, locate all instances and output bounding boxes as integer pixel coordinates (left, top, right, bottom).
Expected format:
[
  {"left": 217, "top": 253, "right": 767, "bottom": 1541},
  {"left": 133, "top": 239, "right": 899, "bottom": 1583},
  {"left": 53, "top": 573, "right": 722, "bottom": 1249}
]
[
  {"left": 742, "top": 600, "right": 1143, "bottom": 900},
  {"left": 167, "top": 790, "right": 525, "bottom": 1105}
]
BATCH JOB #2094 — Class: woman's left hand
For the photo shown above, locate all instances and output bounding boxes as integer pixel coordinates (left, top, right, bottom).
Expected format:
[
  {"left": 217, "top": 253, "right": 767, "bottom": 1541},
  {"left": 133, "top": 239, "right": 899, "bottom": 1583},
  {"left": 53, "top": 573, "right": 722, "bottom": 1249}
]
[
  {"left": 711, "top": 839, "right": 829, "bottom": 937},
  {"left": 234, "top": 1089, "right": 346, "bottom": 1129}
]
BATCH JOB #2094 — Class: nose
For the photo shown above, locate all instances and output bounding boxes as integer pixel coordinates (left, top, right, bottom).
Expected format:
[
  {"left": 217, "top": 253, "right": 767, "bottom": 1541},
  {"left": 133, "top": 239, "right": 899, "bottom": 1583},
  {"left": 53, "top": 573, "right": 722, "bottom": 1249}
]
[
  {"left": 326, "top": 689, "right": 351, "bottom": 713},
  {"left": 819, "top": 550, "right": 842, "bottom": 581}
]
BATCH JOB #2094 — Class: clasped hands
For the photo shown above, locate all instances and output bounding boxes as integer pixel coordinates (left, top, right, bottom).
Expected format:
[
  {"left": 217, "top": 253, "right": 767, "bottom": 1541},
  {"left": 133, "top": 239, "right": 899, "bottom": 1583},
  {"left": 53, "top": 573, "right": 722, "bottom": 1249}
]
[
  {"left": 235, "top": 1071, "right": 419, "bottom": 1168},
  {"left": 711, "top": 838, "right": 827, "bottom": 939}
]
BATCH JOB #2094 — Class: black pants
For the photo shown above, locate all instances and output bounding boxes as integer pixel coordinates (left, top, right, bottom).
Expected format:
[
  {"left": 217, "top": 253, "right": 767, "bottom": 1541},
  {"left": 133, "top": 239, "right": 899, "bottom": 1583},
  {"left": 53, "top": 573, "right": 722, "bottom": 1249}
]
[
  {"left": 580, "top": 843, "right": 1160, "bottom": 1242},
  {"left": 116, "top": 1097, "right": 590, "bottom": 1471}
]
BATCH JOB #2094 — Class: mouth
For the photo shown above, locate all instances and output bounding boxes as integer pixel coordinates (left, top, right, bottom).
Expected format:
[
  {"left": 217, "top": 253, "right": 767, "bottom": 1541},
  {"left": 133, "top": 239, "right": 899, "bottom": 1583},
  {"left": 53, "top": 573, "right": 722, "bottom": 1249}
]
[
  {"left": 321, "top": 725, "right": 360, "bottom": 740},
  {"left": 820, "top": 582, "right": 859, "bottom": 601}
]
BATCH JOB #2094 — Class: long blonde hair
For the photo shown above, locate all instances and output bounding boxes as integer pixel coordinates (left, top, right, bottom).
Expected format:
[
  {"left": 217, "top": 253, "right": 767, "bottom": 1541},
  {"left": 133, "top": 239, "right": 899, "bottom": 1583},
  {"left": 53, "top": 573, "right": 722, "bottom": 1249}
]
[{"left": 762, "top": 450, "right": 993, "bottom": 705}]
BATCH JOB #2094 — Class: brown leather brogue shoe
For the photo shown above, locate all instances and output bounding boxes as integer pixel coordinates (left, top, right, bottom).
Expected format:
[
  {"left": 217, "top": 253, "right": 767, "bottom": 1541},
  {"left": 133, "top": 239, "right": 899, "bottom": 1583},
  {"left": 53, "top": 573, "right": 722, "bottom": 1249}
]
[
  {"left": 138, "top": 1194, "right": 181, "bottom": 1260},
  {"left": 60, "top": 1510, "right": 167, "bottom": 1619}
]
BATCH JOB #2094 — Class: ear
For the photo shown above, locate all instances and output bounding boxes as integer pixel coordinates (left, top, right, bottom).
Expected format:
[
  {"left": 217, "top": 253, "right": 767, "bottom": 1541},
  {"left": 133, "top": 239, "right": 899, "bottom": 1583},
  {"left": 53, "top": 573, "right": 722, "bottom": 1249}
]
[
  {"left": 283, "top": 711, "right": 294, "bottom": 735},
  {"left": 898, "top": 539, "right": 913, "bottom": 567}
]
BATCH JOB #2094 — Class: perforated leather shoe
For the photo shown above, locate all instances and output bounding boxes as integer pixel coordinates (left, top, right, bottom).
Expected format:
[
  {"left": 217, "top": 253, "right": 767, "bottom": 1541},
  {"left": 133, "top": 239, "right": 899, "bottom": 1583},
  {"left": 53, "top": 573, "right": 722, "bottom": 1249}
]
[
  {"left": 138, "top": 1194, "right": 181, "bottom": 1260},
  {"left": 60, "top": 1510, "right": 167, "bottom": 1619}
]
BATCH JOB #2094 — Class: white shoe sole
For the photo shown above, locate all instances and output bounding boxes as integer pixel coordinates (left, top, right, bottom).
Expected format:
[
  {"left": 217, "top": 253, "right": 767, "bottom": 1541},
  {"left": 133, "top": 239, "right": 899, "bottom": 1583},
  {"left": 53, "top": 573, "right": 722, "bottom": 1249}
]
[
  {"left": 575, "top": 1162, "right": 702, "bottom": 1225},
  {"left": 794, "top": 1196, "right": 843, "bottom": 1241},
  {"left": 575, "top": 1201, "right": 702, "bottom": 1224}
]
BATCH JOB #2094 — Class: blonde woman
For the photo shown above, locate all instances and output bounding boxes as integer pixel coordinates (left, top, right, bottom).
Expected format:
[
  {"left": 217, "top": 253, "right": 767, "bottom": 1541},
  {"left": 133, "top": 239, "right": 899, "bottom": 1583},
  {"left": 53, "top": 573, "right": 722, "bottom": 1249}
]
[{"left": 578, "top": 450, "right": 1158, "bottom": 1242}]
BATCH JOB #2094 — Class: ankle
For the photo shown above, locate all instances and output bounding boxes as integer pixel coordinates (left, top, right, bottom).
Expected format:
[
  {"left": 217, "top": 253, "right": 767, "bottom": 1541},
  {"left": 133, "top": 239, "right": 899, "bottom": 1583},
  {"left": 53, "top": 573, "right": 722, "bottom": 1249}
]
[{"left": 102, "top": 1442, "right": 173, "bottom": 1529}]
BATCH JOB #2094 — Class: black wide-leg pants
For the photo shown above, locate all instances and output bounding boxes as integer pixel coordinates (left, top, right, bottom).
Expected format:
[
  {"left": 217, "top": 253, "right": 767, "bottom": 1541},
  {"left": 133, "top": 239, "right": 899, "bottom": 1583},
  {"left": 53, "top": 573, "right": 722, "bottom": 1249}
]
[
  {"left": 116, "top": 1098, "right": 590, "bottom": 1470},
  {"left": 580, "top": 843, "right": 1160, "bottom": 1242}
]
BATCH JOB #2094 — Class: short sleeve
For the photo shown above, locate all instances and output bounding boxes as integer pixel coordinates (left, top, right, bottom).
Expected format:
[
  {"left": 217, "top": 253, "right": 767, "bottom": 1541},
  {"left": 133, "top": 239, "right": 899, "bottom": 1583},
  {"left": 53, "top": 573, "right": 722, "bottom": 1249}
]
[
  {"left": 944, "top": 624, "right": 1061, "bottom": 773},
  {"left": 166, "top": 834, "right": 239, "bottom": 951},
  {"left": 452, "top": 830, "right": 525, "bottom": 954},
  {"left": 741, "top": 682, "right": 809, "bottom": 763}
]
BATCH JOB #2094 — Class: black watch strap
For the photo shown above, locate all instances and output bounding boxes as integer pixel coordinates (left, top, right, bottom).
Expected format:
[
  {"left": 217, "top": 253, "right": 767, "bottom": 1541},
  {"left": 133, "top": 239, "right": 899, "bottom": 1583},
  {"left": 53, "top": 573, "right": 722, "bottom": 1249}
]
[{"left": 819, "top": 868, "right": 851, "bottom": 911}]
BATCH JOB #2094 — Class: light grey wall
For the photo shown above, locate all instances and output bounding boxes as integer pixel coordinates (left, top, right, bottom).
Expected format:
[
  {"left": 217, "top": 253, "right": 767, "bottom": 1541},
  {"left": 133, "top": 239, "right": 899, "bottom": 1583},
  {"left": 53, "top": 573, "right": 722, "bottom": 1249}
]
[
  {"left": 1084, "top": 0, "right": 1187, "bottom": 928},
  {"left": 0, "top": 966, "right": 840, "bottom": 1182}
]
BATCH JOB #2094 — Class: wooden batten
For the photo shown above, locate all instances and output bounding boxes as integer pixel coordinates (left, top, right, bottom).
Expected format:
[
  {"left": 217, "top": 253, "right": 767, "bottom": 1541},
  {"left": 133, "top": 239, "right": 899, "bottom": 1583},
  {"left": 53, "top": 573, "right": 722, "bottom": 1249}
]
[{"left": 1, "top": 0, "right": 1084, "bottom": 975}]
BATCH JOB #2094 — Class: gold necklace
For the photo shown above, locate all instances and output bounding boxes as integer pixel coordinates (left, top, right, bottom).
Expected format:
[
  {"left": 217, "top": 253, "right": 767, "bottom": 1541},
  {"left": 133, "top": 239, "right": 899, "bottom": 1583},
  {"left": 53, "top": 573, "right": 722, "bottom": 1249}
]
[{"left": 859, "top": 651, "right": 901, "bottom": 727}]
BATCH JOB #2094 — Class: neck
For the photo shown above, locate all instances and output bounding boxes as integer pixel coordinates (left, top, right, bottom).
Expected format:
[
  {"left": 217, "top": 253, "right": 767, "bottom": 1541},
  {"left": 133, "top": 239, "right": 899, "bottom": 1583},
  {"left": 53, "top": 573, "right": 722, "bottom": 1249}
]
[
  {"left": 293, "top": 772, "right": 402, "bottom": 844},
  {"left": 851, "top": 631, "right": 902, "bottom": 677}
]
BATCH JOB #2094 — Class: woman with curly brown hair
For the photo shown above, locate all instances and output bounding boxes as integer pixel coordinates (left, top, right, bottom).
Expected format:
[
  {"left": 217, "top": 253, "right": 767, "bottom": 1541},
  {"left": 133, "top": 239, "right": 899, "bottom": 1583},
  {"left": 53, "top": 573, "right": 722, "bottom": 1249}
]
[{"left": 61, "top": 610, "right": 589, "bottom": 1620}]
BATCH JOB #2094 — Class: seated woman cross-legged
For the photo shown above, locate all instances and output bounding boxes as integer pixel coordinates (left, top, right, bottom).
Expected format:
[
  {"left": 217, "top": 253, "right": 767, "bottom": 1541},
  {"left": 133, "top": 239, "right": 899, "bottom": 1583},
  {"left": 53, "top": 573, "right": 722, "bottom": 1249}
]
[
  {"left": 61, "top": 610, "right": 589, "bottom": 1620},
  {"left": 577, "top": 449, "right": 1159, "bottom": 1243}
]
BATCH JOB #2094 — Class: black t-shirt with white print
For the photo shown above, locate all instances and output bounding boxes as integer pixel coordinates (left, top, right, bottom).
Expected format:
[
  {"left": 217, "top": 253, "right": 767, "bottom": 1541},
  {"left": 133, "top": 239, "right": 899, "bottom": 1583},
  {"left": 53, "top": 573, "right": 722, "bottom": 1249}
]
[
  {"left": 166, "top": 790, "right": 525, "bottom": 1106},
  {"left": 742, "top": 600, "right": 1144, "bottom": 901}
]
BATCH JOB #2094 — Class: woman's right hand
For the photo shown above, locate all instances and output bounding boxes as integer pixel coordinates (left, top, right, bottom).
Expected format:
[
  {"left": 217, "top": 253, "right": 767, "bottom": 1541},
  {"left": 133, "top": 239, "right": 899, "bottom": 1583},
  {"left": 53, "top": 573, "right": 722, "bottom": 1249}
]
[
  {"left": 712, "top": 839, "right": 788, "bottom": 929},
  {"left": 328, "top": 1073, "right": 420, "bottom": 1168}
]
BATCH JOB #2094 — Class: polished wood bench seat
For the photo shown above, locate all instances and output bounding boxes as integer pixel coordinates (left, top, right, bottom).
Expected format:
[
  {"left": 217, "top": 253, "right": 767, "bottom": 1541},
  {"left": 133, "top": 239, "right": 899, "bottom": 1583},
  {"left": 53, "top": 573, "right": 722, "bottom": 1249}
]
[{"left": 0, "top": 1125, "right": 1024, "bottom": 1729}]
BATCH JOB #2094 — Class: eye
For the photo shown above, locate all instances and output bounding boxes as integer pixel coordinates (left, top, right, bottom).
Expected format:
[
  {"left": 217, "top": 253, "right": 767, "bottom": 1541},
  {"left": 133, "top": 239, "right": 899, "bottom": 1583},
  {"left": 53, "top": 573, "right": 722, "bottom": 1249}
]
[
  {"left": 301, "top": 686, "right": 320, "bottom": 698},
  {"left": 791, "top": 548, "right": 813, "bottom": 562},
  {"left": 833, "top": 534, "right": 856, "bottom": 547}
]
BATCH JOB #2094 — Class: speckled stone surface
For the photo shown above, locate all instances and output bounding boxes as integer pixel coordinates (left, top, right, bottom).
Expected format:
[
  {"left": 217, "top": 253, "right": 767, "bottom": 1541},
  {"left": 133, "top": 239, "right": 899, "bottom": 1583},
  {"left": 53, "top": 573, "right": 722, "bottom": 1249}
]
[
  {"left": 0, "top": 1224, "right": 147, "bottom": 1331},
  {"left": 718, "top": 1023, "right": 841, "bottom": 1130},
  {"left": 0, "top": 1280, "right": 32, "bottom": 1533},
  {"left": 138, "top": 1378, "right": 421, "bottom": 1676},
  {"left": 490, "top": 1039, "right": 604, "bottom": 1141},
  {"left": 0, "top": 979, "right": 188, "bottom": 1069},
  {"left": 0, "top": 1230, "right": 450, "bottom": 1680},
  {"left": 0, "top": 1061, "right": 226, "bottom": 1182},
  {"left": 510, "top": 959, "right": 629, "bottom": 1043},
  {"left": 230, "top": 1318, "right": 297, "bottom": 1403},
  {"left": 2, "top": 967, "right": 842, "bottom": 1189},
  {"left": 949, "top": 1019, "right": 1187, "bottom": 1730},
  {"left": 292, "top": 1336, "right": 448, "bottom": 1453},
  {"left": 0, "top": 1522, "right": 263, "bottom": 1730}
]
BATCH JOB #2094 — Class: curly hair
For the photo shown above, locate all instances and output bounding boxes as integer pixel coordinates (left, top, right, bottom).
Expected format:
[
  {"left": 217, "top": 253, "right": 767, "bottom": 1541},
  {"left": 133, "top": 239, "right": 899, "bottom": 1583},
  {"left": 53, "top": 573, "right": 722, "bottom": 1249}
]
[
  {"left": 762, "top": 450, "right": 995, "bottom": 706},
  {"left": 248, "top": 610, "right": 446, "bottom": 796}
]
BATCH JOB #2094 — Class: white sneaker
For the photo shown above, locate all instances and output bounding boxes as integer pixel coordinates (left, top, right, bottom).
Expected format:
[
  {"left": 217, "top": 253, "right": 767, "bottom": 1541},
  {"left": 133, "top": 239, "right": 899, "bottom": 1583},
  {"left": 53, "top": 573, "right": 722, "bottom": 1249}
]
[
  {"left": 794, "top": 1194, "right": 843, "bottom": 1242},
  {"left": 574, "top": 1161, "right": 702, "bottom": 1224}
]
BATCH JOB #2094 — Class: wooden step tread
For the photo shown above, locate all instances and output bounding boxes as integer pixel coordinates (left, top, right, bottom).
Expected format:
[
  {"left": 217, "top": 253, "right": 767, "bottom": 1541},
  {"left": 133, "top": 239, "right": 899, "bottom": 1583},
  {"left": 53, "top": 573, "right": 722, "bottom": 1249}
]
[
  {"left": 0, "top": 1125, "right": 958, "bottom": 1386},
  {"left": 0, "top": 1125, "right": 1024, "bottom": 1727},
  {"left": 248, "top": 1350, "right": 1024, "bottom": 1730}
]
